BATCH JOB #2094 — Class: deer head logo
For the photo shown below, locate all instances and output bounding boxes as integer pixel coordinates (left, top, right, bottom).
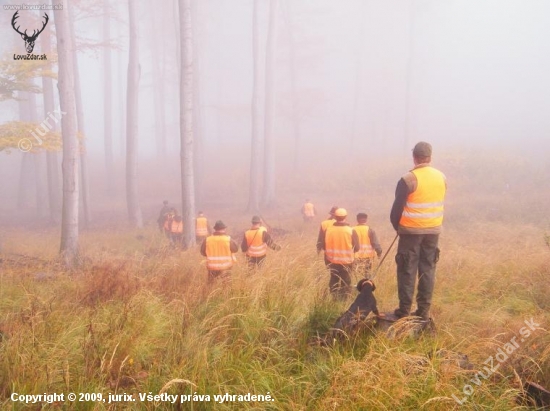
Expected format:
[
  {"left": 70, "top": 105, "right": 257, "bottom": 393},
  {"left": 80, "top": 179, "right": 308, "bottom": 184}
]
[{"left": 11, "top": 11, "right": 49, "bottom": 54}]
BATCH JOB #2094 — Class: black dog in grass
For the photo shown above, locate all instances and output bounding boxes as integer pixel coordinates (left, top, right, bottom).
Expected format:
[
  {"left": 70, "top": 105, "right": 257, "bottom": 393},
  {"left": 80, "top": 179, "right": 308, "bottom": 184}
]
[{"left": 330, "top": 279, "right": 383, "bottom": 340}]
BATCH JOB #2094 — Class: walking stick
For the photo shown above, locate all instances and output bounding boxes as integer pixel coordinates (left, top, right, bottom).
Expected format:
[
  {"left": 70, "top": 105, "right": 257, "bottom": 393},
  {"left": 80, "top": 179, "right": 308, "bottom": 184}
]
[{"left": 369, "top": 233, "right": 399, "bottom": 281}]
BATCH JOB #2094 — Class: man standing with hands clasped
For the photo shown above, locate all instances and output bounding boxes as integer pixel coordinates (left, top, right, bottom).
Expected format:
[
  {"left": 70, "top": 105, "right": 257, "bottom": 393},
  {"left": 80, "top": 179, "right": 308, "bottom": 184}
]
[{"left": 390, "top": 142, "right": 447, "bottom": 321}]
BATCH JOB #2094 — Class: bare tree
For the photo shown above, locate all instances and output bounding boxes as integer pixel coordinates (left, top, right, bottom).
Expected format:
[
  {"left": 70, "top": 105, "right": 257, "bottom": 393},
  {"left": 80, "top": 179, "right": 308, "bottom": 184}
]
[
  {"left": 150, "top": 0, "right": 167, "bottom": 161},
  {"left": 247, "top": 0, "right": 262, "bottom": 212},
  {"left": 54, "top": 0, "right": 80, "bottom": 266},
  {"left": 41, "top": 24, "right": 61, "bottom": 223},
  {"left": 262, "top": 0, "right": 278, "bottom": 208},
  {"left": 68, "top": 2, "right": 91, "bottom": 228},
  {"left": 103, "top": 0, "right": 115, "bottom": 193},
  {"left": 179, "top": 0, "right": 196, "bottom": 247},
  {"left": 126, "top": 0, "right": 143, "bottom": 228}
]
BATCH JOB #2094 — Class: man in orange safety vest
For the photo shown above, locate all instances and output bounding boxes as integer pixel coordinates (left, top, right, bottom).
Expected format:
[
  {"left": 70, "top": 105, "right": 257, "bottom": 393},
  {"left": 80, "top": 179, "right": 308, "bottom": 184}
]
[{"left": 200, "top": 220, "right": 239, "bottom": 282}]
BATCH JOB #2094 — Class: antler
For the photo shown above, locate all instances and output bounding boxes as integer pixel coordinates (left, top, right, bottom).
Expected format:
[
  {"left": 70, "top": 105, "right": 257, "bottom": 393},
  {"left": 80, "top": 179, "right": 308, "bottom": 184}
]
[
  {"left": 33, "top": 13, "right": 49, "bottom": 39},
  {"left": 11, "top": 11, "right": 25, "bottom": 36}
]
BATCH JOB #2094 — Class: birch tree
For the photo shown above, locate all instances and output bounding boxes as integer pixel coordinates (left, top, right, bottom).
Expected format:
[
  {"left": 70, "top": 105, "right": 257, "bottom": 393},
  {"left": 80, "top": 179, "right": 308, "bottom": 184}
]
[
  {"left": 247, "top": 0, "right": 262, "bottom": 212},
  {"left": 54, "top": 0, "right": 79, "bottom": 265},
  {"left": 126, "top": 0, "right": 143, "bottom": 228},
  {"left": 179, "top": 0, "right": 196, "bottom": 247}
]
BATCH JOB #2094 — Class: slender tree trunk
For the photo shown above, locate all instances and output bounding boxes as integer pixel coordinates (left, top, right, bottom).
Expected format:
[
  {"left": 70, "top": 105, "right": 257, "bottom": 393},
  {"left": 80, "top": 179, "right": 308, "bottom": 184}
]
[
  {"left": 247, "top": 0, "right": 262, "bottom": 213},
  {"left": 150, "top": 0, "right": 167, "bottom": 161},
  {"left": 17, "top": 92, "right": 34, "bottom": 212},
  {"left": 126, "top": 0, "right": 143, "bottom": 228},
  {"left": 27, "top": 92, "right": 48, "bottom": 220},
  {"left": 103, "top": 0, "right": 115, "bottom": 193},
  {"left": 179, "top": 0, "right": 195, "bottom": 247},
  {"left": 54, "top": 0, "right": 80, "bottom": 266},
  {"left": 282, "top": 0, "right": 301, "bottom": 174},
  {"left": 41, "top": 25, "right": 61, "bottom": 223},
  {"left": 68, "top": 2, "right": 91, "bottom": 228},
  {"left": 192, "top": 0, "right": 203, "bottom": 208},
  {"left": 262, "top": 0, "right": 278, "bottom": 208}
]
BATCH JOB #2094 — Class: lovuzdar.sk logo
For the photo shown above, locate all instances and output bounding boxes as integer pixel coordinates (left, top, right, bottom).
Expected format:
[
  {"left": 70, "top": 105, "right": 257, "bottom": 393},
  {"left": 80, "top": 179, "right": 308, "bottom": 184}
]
[{"left": 11, "top": 10, "right": 48, "bottom": 60}]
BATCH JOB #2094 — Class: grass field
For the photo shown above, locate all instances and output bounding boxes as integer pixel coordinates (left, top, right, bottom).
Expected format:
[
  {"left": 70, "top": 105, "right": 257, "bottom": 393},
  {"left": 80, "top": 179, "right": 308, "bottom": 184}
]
[{"left": 1, "top": 156, "right": 549, "bottom": 410}]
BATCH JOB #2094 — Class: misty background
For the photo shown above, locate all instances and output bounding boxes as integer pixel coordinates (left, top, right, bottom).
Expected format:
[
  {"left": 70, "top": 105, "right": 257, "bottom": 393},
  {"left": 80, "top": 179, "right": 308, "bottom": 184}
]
[{"left": 1, "top": 0, "right": 549, "bottom": 227}]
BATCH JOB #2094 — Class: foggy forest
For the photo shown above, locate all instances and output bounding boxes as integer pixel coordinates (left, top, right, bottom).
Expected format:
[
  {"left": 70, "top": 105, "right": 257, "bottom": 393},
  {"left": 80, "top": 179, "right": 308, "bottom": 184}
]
[{"left": 0, "top": 0, "right": 549, "bottom": 409}]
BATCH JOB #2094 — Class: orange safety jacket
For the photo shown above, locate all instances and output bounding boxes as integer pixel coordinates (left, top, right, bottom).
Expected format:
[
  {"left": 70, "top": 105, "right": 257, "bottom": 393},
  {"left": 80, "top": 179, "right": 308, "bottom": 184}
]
[
  {"left": 353, "top": 225, "right": 374, "bottom": 258},
  {"left": 245, "top": 227, "right": 268, "bottom": 257},
  {"left": 399, "top": 166, "right": 446, "bottom": 228},
  {"left": 196, "top": 217, "right": 208, "bottom": 237},
  {"left": 163, "top": 216, "right": 173, "bottom": 231},
  {"left": 303, "top": 202, "right": 315, "bottom": 217},
  {"left": 171, "top": 220, "right": 183, "bottom": 234},
  {"left": 205, "top": 235, "right": 234, "bottom": 271},
  {"left": 325, "top": 225, "right": 354, "bottom": 264},
  {"left": 321, "top": 218, "right": 335, "bottom": 232}
]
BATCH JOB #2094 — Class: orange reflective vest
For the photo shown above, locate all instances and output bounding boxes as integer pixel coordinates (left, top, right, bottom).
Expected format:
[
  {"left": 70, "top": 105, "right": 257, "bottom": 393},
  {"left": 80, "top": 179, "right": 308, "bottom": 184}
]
[
  {"left": 353, "top": 224, "right": 374, "bottom": 258},
  {"left": 196, "top": 217, "right": 208, "bottom": 237},
  {"left": 163, "top": 216, "right": 173, "bottom": 231},
  {"left": 205, "top": 235, "right": 234, "bottom": 271},
  {"left": 171, "top": 220, "right": 183, "bottom": 234},
  {"left": 325, "top": 225, "right": 354, "bottom": 264},
  {"left": 303, "top": 202, "right": 315, "bottom": 217},
  {"left": 321, "top": 218, "right": 335, "bottom": 232},
  {"left": 245, "top": 227, "right": 267, "bottom": 257},
  {"left": 399, "top": 166, "right": 446, "bottom": 228}
]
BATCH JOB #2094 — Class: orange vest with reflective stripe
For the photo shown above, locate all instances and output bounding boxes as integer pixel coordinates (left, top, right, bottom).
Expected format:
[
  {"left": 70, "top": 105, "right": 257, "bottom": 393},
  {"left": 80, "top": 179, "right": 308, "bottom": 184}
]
[
  {"left": 245, "top": 227, "right": 267, "bottom": 257},
  {"left": 400, "top": 166, "right": 446, "bottom": 228},
  {"left": 325, "top": 225, "right": 354, "bottom": 264},
  {"left": 196, "top": 217, "right": 208, "bottom": 236},
  {"left": 303, "top": 202, "right": 315, "bottom": 217},
  {"left": 205, "top": 235, "right": 233, "bottom": 271},
  {"left": 321, "top": 218, "right": 335, "bottom": 232},
  {"left": 171, "top": 220, "right": 183, "bottom": 233},
  {"left": 353, "top": 225, "right": 374, "bottom": 258},
  {"left": 164, "top": 216, "right": 173, "bottom": 231}
]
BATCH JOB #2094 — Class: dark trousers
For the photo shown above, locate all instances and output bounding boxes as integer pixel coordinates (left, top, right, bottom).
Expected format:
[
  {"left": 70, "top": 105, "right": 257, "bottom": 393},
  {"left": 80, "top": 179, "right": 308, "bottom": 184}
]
[
  {"left": 395, "top": 234, "right": 440, "bottom": 318},
  {"left": 246, "top": 255, "right": 266, "bottom": 270},
  {"left": 207, "top": 269, "right": 231, "bottom": 283},
  {"left": 327, "top": 263, "right": 352, "bottom": 300}
]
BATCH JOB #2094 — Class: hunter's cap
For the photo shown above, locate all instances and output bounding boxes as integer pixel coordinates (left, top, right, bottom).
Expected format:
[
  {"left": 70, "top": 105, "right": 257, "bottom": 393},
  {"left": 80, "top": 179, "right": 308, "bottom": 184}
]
[
  {"left": 357, "top": 212, "right": 368, "bottom": 220},
  {"left": 413, "top": 141, "right": 432, "bottom": 157},
  {"left": 334, "top": 208, "right": 347, "bottom": 217},
  {"left": 329, "top": 206, "right": 339, "bottom": 215},
  {"left": 251, "top": 216, "right": 262, "bottom": 224},
  {"left": 214, "top": 220, "right": 226, "bottom": 230}
]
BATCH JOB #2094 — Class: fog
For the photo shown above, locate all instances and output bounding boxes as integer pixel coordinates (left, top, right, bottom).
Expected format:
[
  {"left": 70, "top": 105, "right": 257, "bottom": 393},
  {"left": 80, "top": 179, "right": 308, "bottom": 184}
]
[{"left": 1, "top": 0, "right": 550, "bottom": 228}]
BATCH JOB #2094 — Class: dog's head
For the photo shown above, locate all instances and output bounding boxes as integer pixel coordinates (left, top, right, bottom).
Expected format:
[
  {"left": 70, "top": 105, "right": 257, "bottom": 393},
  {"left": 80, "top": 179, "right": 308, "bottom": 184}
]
[{"left": 356, "top": 278, "right": 376, "bottom": 292}]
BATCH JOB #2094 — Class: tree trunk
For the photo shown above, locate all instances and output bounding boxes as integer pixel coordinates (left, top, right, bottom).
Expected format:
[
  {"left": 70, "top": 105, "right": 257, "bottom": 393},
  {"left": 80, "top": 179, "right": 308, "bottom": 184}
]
[
  {"left": 54, "top": 1, "right": 80, "bottom": 266},
  {"left": 150, "top": 0, "right": 167, "bottom": 161},
  {"left": 68, "top": 2, "right": 91, "bottom": 228},
  {"left": 41, "top": 25, "right": 61, "bottom": 223},
  {"left": 126, "top": 0, "right": 143, "bottom": 228},
  {"left": 282, "top": 0, "right": 301, "bottom": 174},
  {"left": 403, "top": 1, "right": 416, "bottom": 158},
  {"left": 17, "top": 92, "right": 34, "bottom": 212},
  {"left": 247, "top": 0, "right": 262, "bottom": 213},
  {"left": 179, "top": 0, "right": 196, "bottom": 247},
  {"left": 192, "top": 0, "right": 203, "bottom": 208},
  {"left": 27, "top": 92, "right": 48, "bottom": 220},
  {"left": 103, "top": 0, "right": 115, "bottom": 193},
  {"left": 262, "top": 0, "right": 278, "bottom": 208}
]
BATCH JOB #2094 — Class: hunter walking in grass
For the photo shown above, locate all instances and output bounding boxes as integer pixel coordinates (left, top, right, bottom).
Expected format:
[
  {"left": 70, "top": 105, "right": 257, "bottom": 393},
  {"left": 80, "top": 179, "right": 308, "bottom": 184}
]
[
  {"left": 241, "top": 216, "right": 281, "bottom": 270},
  {"left": 316, "top": 206, "right": 338, "bottom": 253},
  {"left": 353, "top": 212, "right": 382, "bottom": 278},
  {"left": 201, "top": 220, "right": 239, "bottom": 282},
  {"left": 319, "top": 208, "right": 360, "bottom": 300},
  {"left": 157, "top": 200, "right": 170, "bottom": 232},
  {"left": 301, "top": 199, "right": 317, "bottom": 222},
  {"left": 195, "top": 211, "right": 211, "bottom": 243},
  {"left": 390, "top": 141, "right": 447, "bottom": 320}
]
